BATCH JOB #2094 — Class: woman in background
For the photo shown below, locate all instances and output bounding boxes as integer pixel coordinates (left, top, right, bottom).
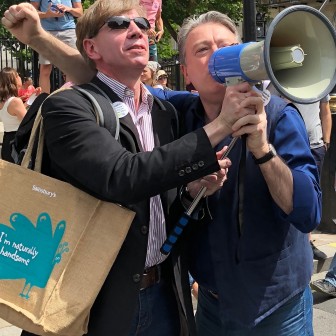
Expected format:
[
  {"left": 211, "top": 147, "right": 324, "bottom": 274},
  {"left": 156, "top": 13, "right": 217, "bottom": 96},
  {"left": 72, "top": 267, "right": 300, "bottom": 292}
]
[
  {"left": 153, "top": 70, "right": 172, "bottom": 91},
  {"left": 140, "top": 61, "right": 160, "bottom": 87},
  {"left": 0, "top": 67, "right": 27, "bottom": 162}
]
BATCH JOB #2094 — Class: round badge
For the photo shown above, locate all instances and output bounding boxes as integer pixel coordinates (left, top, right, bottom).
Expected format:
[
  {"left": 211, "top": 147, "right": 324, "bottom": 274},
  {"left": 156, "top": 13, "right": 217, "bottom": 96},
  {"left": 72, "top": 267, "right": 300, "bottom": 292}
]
[{"left": 112, "top": 101, "right": 129, "bottom": 118}]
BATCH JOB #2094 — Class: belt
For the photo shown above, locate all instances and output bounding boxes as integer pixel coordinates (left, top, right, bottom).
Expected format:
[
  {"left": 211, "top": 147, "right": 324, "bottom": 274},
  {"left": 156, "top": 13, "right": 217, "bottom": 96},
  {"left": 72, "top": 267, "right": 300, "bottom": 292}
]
[{"left": 140, "top": 264, "right": 162, "bottom": 290}]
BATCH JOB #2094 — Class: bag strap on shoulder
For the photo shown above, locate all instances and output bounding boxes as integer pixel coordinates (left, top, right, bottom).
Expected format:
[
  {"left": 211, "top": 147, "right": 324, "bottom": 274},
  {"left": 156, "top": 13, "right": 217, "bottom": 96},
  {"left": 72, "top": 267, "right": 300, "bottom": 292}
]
[
  {"left": 21, "top": 83, "right": 120, "bottom": 172},
  {"left": 73, "top": 83, "right": 120, "bottom": 140}
]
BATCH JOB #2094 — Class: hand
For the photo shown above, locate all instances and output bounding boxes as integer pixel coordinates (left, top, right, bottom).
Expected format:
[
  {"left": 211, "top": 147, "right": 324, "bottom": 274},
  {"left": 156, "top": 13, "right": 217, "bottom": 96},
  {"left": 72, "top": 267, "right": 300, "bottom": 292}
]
[
  {"left": 147, "top": 28, "right": 156, "bottom": 39},
  {"left": 186, "top": 147, "right": 231, "bottom": 198},
  {"left": 55, "top": 4, "right": 70, "bottom": 13},
  {"left": 1, "top": 3, "right": 44, "bottom": 45},
  {"left": 34, "top": 87, "right": 42, "bottom": 96},
  {"left": 46, "top": 4, "right": 65, "bottom": 18},
  {"left": 230, "top": 88, "right": 269, "bottom": 157},
  {"left": 217, "top": 82, "right": 260, "bottom": 135},
  {"left": 155, "top": 30, "right": 164, "bottom": 42}
]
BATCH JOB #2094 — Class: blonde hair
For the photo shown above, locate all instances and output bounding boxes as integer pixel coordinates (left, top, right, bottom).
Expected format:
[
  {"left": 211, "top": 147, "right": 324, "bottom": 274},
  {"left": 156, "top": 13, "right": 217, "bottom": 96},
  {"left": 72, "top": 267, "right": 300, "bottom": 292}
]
[{"left": 76, "top": 0, "right": 146, "bottom": 70}]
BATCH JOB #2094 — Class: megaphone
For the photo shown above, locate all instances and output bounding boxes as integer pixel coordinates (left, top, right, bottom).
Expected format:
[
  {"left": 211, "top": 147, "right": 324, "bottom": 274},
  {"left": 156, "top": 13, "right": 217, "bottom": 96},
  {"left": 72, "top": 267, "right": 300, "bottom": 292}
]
[{"left": 208, "top": 5, "right": 336, "bottom": 104}]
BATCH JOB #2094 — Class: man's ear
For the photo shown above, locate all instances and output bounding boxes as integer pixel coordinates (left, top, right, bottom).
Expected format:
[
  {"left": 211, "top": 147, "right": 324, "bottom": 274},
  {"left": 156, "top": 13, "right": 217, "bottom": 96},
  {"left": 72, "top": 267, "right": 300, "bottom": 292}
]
[
  {"left": 180, "top": 64, "right": 191, "bottom": 85},
  {"left": 83, "top": 38, "right": 101, "bottom": 61}
]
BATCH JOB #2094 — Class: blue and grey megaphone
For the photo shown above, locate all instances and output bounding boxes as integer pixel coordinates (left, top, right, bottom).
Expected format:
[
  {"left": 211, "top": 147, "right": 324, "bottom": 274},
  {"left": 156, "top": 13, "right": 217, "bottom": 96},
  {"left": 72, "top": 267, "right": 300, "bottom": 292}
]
[{"left": 208, "top": 5, "right": 336, "bottom": 104}]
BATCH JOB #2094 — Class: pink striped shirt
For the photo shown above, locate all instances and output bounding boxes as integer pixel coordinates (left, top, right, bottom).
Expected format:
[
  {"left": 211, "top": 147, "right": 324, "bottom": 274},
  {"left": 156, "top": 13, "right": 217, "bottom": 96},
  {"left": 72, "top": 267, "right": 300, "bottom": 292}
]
[{"left": 97, "top": 72, "right": 167, "bottom": 267}]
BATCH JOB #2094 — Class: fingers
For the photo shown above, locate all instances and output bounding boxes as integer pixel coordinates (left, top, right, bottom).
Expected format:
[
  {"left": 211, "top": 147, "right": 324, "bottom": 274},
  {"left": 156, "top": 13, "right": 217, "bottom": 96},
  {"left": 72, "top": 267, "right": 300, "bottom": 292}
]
[
  {"left": 187, "top": 161, "right": 230, "bottom": 198},
  {"left": 2, "top": 6, "right": 20, "bottom": 28},
  {"left": 216, "top": 146, "right": 227, "bottom": 160},
  {"left": 2, "top": 3, "right": 36, "bottom": 28}
]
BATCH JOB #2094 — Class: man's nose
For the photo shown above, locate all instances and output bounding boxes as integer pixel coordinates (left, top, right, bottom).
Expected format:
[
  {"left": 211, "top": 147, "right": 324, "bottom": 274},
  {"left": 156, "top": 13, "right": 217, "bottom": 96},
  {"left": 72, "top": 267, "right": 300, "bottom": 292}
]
[{"left": 128, "top": 20, "right": 145, "bottom": 38}]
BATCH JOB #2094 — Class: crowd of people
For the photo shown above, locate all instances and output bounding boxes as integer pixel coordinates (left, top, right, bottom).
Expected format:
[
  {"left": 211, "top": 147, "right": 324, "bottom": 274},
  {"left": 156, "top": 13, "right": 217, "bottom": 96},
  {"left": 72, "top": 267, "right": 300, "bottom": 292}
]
[{"left": 0, "top": 1, "right": 335, "bottom": 336}]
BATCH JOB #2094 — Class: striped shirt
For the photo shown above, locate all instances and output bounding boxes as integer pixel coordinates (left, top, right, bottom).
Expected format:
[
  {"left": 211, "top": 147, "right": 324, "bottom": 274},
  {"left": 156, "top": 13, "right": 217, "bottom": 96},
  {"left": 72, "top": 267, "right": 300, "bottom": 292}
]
[{"left": 97, "top": 72, "right": 167, "bottom": 268}]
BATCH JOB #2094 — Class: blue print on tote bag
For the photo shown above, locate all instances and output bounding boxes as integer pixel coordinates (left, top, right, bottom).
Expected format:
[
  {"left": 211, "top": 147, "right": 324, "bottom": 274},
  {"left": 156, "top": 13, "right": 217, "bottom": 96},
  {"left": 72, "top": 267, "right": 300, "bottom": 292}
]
[{"left": 0, "top": 212, "right": 69, "bottom": 299}]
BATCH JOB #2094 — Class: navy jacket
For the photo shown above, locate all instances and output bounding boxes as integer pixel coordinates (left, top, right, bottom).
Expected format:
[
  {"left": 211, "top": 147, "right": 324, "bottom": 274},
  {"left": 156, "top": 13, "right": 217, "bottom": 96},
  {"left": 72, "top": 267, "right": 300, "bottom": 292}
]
[{"left": 160, "top": 92, "right": 322, "bottom": 327}]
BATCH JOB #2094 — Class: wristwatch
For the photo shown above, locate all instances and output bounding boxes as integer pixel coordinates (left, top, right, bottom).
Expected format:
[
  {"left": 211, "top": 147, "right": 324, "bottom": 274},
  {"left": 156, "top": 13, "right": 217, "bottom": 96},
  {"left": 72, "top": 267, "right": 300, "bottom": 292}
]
[{"left": 253, "top": 144, "right": 277, "bottom": 165}]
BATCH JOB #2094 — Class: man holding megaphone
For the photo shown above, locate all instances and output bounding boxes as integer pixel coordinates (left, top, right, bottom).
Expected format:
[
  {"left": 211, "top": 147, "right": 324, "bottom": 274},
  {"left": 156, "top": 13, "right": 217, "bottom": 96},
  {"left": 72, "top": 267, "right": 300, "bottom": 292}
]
[
  {"left": 1, "top": 4, "right": 326, "bottom": 335},
  {"left": 169, "top": 11, "right": 321, "bottom": 335}
]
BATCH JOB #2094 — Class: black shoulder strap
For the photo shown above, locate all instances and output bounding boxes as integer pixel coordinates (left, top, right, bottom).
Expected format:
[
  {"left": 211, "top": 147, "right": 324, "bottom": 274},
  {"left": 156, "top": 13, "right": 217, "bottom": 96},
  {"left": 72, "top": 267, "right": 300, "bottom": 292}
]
[{"left": 72, "top": 83, "right": 120, "bottom": 139}]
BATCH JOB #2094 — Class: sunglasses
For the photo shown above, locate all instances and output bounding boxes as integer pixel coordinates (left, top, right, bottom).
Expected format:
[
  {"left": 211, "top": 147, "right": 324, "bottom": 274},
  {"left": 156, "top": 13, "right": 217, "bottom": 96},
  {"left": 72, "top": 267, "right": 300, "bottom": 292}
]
[
  {"left": 158, "top": 75, "right": 168, "bottom": 80},
  {"left": 101, "top": 16, "right": 150, "bottom": 33}
]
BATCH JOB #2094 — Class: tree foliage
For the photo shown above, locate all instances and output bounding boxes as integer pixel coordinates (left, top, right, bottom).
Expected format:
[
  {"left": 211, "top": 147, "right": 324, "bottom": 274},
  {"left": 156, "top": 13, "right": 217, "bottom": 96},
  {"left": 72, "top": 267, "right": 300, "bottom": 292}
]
[
  {"left": 163, "top": 0, "right": 243, "bottom": 41},
  {"left": 0, "top": 0, "right": 269, "bottom": 61}
]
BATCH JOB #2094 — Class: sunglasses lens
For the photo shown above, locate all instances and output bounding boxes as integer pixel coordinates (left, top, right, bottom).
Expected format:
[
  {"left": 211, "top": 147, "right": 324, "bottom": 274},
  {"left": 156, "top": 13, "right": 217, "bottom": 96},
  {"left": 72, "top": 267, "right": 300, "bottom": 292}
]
[
  {"left": 134, "top": 17, "right": 150, "bottom": 30},
  {"left": 105, "top": 17, "right": 150, "bottom": 31},
  {"left": 107, "top": 17, "right": 130, "bottom": 29}
]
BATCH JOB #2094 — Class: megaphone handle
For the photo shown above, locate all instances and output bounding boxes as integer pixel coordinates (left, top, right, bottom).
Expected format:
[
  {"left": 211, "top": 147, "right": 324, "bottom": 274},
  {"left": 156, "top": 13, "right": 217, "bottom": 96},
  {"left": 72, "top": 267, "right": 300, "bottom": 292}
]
[
  {"left": 160, "top": 137, "right": 239, "bottom": 256},
  {"left": 187, "top": 136, "right": 239, "bottom": 215}
]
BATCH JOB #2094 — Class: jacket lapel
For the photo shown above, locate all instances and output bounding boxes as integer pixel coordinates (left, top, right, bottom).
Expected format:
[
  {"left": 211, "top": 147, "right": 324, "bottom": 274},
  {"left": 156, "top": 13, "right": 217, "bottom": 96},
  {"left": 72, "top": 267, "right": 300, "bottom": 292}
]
[{"left": 151, "top": 100, "right": 174, "bottom": 147}]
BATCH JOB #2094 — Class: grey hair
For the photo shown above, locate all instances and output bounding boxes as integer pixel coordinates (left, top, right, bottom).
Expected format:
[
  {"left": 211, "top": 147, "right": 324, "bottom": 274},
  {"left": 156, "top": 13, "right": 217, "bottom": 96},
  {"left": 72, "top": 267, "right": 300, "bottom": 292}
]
[{"left": 178, "top": 11, "right": 241, "bottom": 65}]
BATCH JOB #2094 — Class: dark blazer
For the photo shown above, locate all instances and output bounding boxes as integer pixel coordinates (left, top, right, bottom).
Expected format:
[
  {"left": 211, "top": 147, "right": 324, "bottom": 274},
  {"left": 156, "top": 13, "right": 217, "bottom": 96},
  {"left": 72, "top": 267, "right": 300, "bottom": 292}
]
[{"left": 23, "top": 77, "right": 219, "bottom": 336}]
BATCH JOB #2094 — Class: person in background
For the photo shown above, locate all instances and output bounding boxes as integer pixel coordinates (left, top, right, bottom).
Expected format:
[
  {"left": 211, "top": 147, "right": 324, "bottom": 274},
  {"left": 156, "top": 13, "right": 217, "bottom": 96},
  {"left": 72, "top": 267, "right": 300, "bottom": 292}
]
[
  {"left": 139, "top": 0, "right": 163, "bottom": 61},
  {"left": 18, "top": 76, "right": 42, "bottom": 107},
  {"left": 0, "top": 67, "right": 27, "bottom": 162},
  {"left": 30, "top": 0, "right": 83, "bottom": 93},
  {"left": 154, "top": 69, "right": 172, "bottom": 91},
  {"left": 293, "top": 97, "right": 332, "bottom": 261},
  {"left": 140, "top": 60, "right": 160, "bottom": 86},
  {"left": 311, "top": 252, "right": 336, "bottom": 297},
  {"left": 18, "top": 76, "right": 35, "bottom": 102}
]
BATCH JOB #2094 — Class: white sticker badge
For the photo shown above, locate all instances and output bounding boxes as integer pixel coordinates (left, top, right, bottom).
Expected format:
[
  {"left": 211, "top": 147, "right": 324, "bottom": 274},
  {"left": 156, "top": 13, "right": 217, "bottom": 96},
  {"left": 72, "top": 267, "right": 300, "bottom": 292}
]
[
  {"left": 112, "top": 101, "right": 129, "bottom": 118},
  {"left": 253, "top": 86, "right": 271, "bottom": 106}
]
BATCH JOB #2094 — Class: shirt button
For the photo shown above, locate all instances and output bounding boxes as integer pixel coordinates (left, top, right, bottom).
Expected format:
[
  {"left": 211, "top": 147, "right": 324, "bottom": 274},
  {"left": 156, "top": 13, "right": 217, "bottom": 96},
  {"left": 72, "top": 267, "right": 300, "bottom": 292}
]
[
  {"left": 192, "top": 164, "right": 199, "bottom": 170},
  {"left": 141, "top": 226, "right": 148, "bottom": 235},
  {"left": 198, "top": 161, "right": 204, "bottom": 167},
  {"left": 133, "top": 274, "right": 141, "bottom": 283},
  {"left": 185, "top": 166, "right": 192, "bottom": 173},
  {"left": 178, "top": 170, "right": 185, "bottom": 176}
]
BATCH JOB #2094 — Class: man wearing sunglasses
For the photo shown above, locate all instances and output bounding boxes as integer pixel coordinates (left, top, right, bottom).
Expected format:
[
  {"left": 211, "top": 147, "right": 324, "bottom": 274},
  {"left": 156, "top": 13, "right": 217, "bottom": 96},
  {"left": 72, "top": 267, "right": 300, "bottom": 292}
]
[{"left": 2, "top": 1, "right": 263, "bottom": 336}]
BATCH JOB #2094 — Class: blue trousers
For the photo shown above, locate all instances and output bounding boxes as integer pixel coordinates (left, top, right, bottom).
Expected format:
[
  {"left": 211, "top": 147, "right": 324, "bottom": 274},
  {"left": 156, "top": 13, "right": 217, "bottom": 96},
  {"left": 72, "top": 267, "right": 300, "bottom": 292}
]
[
  {"left": 196, "top": 285, "right": 313, "bottom": 336},
  {"left": 325, "top": 253, "right": 336, "bottom": 287},
  {"left": 311, "top": 145, "right": 326, "bottom": 180},
  {"left": 128, "top": 278, "right": 180, "bottom": 336}
]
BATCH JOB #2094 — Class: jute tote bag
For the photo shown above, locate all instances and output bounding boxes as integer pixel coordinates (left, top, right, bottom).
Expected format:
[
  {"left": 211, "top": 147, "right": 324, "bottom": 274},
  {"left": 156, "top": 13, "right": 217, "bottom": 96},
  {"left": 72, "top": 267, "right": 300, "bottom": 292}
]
[{"left": 0, "top": 100, "right": 135, "bottom": 335}]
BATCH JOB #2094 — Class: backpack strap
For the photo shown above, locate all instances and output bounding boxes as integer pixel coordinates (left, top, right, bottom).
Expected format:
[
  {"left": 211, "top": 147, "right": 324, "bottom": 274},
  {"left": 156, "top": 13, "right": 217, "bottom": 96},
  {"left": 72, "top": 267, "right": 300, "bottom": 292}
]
[
  {"left": 73, "top": 83, "right": 120, "bottom": 140},
  {"left": 21, "top": 85, "right": 119, "bottom": 171}
]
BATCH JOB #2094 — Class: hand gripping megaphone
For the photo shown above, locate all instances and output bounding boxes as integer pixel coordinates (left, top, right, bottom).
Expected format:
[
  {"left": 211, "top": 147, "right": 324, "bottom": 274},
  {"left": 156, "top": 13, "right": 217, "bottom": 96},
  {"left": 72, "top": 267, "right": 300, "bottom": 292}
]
[{"left": 208, "top": 5, "right": 336, "bottom": 104}]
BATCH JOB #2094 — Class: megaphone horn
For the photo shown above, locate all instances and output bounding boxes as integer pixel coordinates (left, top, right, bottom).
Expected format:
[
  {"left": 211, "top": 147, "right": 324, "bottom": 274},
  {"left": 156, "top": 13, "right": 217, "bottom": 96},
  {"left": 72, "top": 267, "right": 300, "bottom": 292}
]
[{"left": 208, "top": 5, "right": 336, "bottom": 104}]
